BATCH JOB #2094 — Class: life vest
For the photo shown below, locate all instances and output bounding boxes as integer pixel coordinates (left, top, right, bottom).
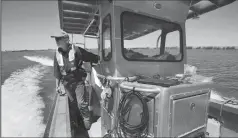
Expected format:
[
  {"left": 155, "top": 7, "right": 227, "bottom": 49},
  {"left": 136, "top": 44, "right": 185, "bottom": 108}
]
[{"left": 56, "top": 45, "right": 78, "bottom": 76}]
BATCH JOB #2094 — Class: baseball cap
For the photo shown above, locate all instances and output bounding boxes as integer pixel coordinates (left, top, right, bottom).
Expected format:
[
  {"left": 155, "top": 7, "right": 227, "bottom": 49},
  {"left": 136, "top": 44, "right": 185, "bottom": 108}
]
[{"left": 50, "top": 30, "right": 69, "bottom": 38}]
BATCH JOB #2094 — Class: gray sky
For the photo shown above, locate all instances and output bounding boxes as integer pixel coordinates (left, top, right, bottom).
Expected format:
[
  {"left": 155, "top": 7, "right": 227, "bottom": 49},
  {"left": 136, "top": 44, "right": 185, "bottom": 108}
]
[{"left": 2, "top": 1, "right": 238, "bottom": 51}]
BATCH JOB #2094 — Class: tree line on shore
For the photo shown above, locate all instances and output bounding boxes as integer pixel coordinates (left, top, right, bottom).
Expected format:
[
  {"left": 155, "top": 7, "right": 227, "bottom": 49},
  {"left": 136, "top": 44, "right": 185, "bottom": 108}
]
[{"left": 186, "top": 46, "right": 237, "bottom": 50}]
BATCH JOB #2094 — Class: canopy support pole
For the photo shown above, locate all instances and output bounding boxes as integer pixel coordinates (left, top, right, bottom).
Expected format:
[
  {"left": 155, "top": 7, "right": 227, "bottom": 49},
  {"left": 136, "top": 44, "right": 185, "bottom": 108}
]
[
  {"left": 83, "top": 36, "right": 86, "bottom": 49},
  {"left": 83, "top": 19, "right": 95, "bottom": 36},
  {"left": 83, "top": 0, "right": 99, "bottom": 36},
  {"left": 71, "top": 34, "right": 74, "bottom": 44}
]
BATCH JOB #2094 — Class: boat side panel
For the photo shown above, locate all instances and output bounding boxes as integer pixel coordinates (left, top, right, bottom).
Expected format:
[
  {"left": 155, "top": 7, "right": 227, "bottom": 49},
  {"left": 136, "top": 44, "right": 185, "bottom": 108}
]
[
  {"left": 208, "top": 100, "right": 238, "bottom": 133},
  {"left": 49, "top": 95, "right": 71, "bottom": 137},
  {"left": 158, "top": 83, "right": 211, "bottom": 137}
]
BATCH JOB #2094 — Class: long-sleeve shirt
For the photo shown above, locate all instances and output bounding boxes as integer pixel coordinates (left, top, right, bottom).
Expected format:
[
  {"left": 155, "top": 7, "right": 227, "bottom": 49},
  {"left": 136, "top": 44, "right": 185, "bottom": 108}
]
[{"left": 54, "top": 45, "right": 99, "bottom": 80}]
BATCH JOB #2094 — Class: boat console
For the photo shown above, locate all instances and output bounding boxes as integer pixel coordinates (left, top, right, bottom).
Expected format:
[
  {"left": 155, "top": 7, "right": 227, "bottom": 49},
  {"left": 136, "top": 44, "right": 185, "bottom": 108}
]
[{"left": 98, "top": 70, "right": 212, "bottom": 137}]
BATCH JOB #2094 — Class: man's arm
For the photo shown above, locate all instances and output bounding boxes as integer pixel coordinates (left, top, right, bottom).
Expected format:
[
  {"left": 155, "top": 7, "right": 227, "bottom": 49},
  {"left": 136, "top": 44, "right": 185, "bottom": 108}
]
[
  {"left": 78, "top": 47, "right": 100, "bottom": 63},
  {"left": 54, "top": 53, "right": 62, "bottom": 88}
]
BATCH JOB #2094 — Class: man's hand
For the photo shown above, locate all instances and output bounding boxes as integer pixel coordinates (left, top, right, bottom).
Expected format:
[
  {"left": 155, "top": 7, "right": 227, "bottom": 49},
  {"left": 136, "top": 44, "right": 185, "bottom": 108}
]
[
  {"left": 56, "top": 86, "right": 61, "bottom": 94},
  {"left": 101, "top": 87, "right": 112, "bottom": 100},
  {"left": 91, "top": 56, "right": 100, "bottom": 67},
  {"left": 56, "top": 85, "right": 66, "bottom": 96}
]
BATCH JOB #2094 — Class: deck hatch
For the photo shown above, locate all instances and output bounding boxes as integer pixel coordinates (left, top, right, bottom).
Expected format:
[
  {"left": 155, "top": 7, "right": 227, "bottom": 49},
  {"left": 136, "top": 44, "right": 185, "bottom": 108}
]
[{"left": 169, "top": 90, "right": 210, "bottom": 137}]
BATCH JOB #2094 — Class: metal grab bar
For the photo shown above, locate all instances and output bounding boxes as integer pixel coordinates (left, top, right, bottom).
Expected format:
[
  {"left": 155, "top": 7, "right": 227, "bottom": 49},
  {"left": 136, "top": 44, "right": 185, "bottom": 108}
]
[
  {"left": 119, "top": 82, "right": 162, "bottom": 93},
  {"left": 219, "top": 98, "right": 238, "bottom": 138},
  {"left": 221, "top": 97, "right": 238, "bottom": 106},
  {"left": 96, "top": 73, "right": 138, "bottom": 81},
  {"left": 95, "top": 72, "right": 162, "bottom": 93}
]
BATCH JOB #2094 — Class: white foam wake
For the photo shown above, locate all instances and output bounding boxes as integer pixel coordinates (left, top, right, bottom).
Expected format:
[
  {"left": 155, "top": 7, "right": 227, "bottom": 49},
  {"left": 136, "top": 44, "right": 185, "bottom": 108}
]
[
  {"left": 1, "top": 65, "right": 47, "bottom": 137},
  {"left": 24, "top": 56, "right": 53, "bottom": 67},
  {"left": 185, "top": 64, "right": 226, "bottom": 102},
  {"left": 210, "top": 90, "right": 225, "bottom": 102}
]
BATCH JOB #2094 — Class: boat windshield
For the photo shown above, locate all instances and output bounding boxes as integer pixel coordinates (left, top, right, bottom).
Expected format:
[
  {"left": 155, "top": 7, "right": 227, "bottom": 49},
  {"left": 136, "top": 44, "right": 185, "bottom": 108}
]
[{"left": 121, "top": 11, "right": 183, "bottom": 62}]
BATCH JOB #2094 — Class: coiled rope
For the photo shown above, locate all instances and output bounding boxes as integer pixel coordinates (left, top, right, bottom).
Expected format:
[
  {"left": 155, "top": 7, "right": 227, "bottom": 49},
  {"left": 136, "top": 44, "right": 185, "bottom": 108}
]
[{"left": 116, "top": 88, "right": 149, "bottom": 138}]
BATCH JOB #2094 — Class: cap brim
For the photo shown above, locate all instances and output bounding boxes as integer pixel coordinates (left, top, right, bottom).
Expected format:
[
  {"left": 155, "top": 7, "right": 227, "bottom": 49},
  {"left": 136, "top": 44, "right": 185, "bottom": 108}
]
[{"left": 51, "top": 36, "right": 64, "bottom": 38}]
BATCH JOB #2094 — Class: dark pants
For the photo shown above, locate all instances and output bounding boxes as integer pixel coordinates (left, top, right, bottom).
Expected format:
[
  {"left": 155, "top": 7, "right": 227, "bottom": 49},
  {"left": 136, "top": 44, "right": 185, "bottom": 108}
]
[
  {"left": 63, "top": 80, "right": 89, "bottom": 109},
  {"left": 68, "top": 97, "right": 89, "bottom": 137},
  {"left": 63, "top": 80, "right": 91, "bottom": 136}
]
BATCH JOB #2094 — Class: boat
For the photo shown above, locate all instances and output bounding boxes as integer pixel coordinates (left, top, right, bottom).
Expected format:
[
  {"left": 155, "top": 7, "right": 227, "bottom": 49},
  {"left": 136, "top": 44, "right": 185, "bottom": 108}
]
[{"left": 44, "top": 0, "right": 238, "bottom": 137}]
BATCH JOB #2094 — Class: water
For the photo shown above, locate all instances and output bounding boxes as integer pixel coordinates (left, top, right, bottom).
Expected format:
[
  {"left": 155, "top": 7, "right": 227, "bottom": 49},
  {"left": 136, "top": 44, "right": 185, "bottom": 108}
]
[
  {"left": 1, "top": 50, "right": 55, "bottom": 137},
  {"left": 187, "top": 49, "right": 238, "bottom": 99},
  {"left": 2, "top": 65, "right": 47, "bottom": 137},
  {"left": 1, "top": 49, "right": 238, "bottom": 137}
]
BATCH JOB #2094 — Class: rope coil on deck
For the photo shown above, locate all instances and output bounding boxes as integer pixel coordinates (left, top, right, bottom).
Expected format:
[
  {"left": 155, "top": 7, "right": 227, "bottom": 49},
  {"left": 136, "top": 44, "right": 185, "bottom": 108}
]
[
  {"left": 116, "top": 88, "right": 149, "bottom": 138},
  {"left": 97, "top": 74, "right": 150, "bottom": 138}
]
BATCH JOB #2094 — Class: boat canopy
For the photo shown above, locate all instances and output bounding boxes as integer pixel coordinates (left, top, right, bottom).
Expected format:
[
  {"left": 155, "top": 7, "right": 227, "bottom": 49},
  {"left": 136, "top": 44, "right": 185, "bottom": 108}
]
[
  {"left": 58, "top": 0, "right": 236, "bottom": 37},
  {"left": 58, "top": 0, "right": 100, "bottom": 37}
]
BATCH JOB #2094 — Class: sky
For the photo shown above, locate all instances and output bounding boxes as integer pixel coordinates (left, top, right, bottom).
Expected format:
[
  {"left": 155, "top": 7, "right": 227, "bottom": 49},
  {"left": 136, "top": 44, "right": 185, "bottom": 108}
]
[{"left": 2, "top": 0, "right": 238, "bottom": 51}]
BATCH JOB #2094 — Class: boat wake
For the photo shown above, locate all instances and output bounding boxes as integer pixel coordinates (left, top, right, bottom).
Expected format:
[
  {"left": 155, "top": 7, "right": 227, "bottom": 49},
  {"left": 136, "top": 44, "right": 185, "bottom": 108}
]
[
  {"left": 1, "top": 65, "right": 47, "bottom": 137},
  {"left": 210, "top": 90, "right": 226, "bottom": 101},
  {"left": 24, "top": 56, "right": 53, "bottom": 67}
]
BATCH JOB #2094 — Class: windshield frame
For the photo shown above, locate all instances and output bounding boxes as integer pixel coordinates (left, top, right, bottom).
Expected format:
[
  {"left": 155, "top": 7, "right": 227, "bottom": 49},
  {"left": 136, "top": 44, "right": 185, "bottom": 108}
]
[
  {"left": 102, "top": 14, "right": 113, "bottom": 61},
  {"left": 120, "top": 11, "right": 184, "bottom": 62}
]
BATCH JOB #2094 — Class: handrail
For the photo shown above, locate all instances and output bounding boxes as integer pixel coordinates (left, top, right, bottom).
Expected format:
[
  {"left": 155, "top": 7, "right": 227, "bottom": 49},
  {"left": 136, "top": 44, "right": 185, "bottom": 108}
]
[
  {"left": 84, "top": 35, "right": 99, "bottom": 39},
  {"left": 119, "top": 82, "right": 162, "bottom": 93},
  {"left": 96, "top": 73, "right": 138, "bottom": 81},
  {"left": 48, "top": 94, "right": 71, "bottom": 137},
  {"left": 219, "top": 99, "right": 233, "bottom": 138},
  {"left": 209, "top": 98, "right": 238, "bottom": 135}
]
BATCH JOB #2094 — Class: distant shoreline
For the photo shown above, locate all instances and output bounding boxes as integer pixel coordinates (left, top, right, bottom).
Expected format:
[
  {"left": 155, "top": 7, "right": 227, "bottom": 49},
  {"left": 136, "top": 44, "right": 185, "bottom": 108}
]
[
  {"left": 2, "top": 49, "right": 55, "bottom": 52},
  {"left": 2, "top": 46, "right": 238, "bottom": 52},
  {"left": 186, "top": 46, "right": 238, "bottom": 50}
]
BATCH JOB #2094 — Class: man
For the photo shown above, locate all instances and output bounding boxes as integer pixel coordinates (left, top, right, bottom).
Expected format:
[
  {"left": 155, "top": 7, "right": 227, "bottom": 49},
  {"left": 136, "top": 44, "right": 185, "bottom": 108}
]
[{"left": 51, "top": 31, "right": 100, "bottom": 132}]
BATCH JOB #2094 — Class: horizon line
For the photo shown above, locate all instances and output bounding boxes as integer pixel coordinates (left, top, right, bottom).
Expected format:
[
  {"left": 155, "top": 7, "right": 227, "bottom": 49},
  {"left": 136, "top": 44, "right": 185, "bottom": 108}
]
[{"left": 2, "top": 46, "right": 238, "bottom": 52}]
